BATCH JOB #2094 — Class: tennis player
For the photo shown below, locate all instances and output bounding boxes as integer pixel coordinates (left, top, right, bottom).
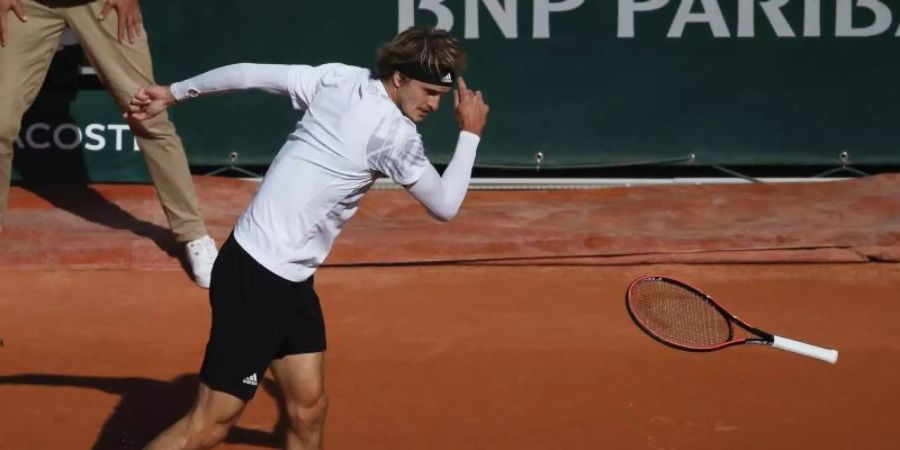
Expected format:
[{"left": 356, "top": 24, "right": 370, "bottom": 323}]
[{"left": 128, "top": 27, "right": 488, "bottom": 450}]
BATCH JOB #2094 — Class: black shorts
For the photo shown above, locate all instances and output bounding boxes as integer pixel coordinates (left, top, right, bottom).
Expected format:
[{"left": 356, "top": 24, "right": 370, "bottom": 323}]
[{"left": 200, "top": 234, "right": 326, "bottom": 401}]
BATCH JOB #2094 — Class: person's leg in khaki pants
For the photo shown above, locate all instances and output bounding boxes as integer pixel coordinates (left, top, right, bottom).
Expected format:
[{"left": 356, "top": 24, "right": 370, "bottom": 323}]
[
  {"left": 0, "top": 0, "right": 217, "bottom": 287},
  {"left": 65, "top": 2, "right": 207, "bottom": 240},
  {"left": 64, "top": 0, "right": 217, "bottom": 288},
  {"left": 0, "top": 0, "right": 67, "bottom": 232}
]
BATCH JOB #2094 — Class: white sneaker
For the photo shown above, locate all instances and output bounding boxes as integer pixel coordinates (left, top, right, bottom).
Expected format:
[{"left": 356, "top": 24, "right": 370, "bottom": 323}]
[{"left": 186, "top": 235, "right": 218, "bottom": 288}]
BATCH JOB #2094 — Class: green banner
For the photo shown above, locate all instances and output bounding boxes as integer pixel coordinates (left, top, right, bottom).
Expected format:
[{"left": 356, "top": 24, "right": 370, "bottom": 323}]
[{"left": 14, "top": 0, "right": 900, "bottom": 182}]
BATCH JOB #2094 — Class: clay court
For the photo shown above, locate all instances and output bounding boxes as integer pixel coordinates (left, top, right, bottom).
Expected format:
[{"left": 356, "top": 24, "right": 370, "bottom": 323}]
[{"left": 1, "top": 175, "right": 899, "bottom": 449}]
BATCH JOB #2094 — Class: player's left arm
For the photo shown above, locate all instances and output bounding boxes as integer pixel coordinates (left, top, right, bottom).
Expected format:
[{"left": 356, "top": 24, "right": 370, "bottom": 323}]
[
  {"left": 405, "top": 131, "right": 480, "bottom": 221},
  {"left": 405, "top": 77, "right": 489, "bottom": 221}
]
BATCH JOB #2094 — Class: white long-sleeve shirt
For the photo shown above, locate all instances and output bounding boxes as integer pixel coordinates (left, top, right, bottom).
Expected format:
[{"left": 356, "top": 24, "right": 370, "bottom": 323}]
[{"left": 170, "top": 63, "right": 479, "bottom": 282}]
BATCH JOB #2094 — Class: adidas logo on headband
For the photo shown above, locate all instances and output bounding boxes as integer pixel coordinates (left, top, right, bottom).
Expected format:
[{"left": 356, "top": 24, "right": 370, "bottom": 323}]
[{"left": 394, "top": 61, "right": 456, "bottom": 87}]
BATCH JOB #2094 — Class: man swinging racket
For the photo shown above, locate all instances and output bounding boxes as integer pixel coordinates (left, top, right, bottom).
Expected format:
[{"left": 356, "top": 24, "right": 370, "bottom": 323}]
[{"left": 127, "top": 26, "right": 489, "bottom": 450}]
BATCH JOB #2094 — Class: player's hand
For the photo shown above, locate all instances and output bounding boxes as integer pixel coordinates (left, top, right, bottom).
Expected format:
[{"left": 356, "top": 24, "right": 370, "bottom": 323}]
[
  {"left": 454, "top": 77, "right": 489, "bottom": 137},
  {"left": 125, "top": 84, "right": 175, "bottom": 121},
  {"left": 99, "top": 0, "right": 143, "bottom": 44},
  {"left": 0, "top": 0, "right": 28, "bottom": 48}
]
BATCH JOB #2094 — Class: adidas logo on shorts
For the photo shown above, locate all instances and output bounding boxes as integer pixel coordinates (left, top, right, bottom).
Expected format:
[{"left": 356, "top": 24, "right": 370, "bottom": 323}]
[{"left": 242, "top": 373, "right": 258, "bottom": 386}]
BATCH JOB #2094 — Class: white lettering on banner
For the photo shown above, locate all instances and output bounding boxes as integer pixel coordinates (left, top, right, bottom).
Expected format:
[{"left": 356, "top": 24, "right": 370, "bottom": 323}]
[
  {"left": 400, "top": 0, "right": 582, "bottom": 38},
  {"left": 108, "top": 124, "right": 130, "bottom": 152},
  {"left": 805, "top": 0, "right": 821, "bottom": 37},
  {"left": 669, "top": 0, "right": 730, "bottom": 37},
  {"left": 54, "top": 124, "right": 82, "bottom": 150},
  {"left": 619, "top": 0, "right": 670, "bottom": 38},
  {"left": 534, "top": 0, "right": 584, "bottom": 38},
  {"left": 623, "top": 0, "right": 899, "bottom": 38},
  {"left": 401, "top": 0, "right": 900, "bottom": 39},
  {"left": 15, "top": 123, "right": 140, "bottom": 152},
  {"left": 465, "top": 0, "right": 518, "bottom": 39},
  {"left": 738, "top": 0, "right": 795, "bottom": 37},
  {"left": 759, "top": 0, "right": 795, "bottom": 36},
  {"left": 399, "top": 0, "right": 413, "bottom": 29},
  {"left": 25, "top": 123, "right": 51, "bottom": 150},
  {"left": 836, "top": 0, "right": 892, "bottom": 37},
  {"left": 399, "top": 0, "right": 454, "bottom": 32},
  {"left": 84, "top": 124, "right": 106, "bottom": 151},
  {"left": 738, "top": 0, "right": 755, "bottom": 36}
]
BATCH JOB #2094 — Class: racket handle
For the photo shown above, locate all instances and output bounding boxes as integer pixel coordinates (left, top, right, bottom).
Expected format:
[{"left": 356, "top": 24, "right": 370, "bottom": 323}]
[{"left": 771, "top": 335, "right": 838, "bottom": 364}]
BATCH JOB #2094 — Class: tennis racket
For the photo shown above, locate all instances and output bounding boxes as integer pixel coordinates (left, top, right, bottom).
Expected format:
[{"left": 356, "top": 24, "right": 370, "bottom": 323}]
[{"left": 626, "top": 276, "right": 838, "bottom": 364}]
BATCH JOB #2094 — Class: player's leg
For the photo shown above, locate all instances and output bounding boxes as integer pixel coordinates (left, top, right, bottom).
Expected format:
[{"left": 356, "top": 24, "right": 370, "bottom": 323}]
[
  {"left": 270, "top": 352, "right": 328, "bottom": 450},
  {"left": 270, "top": 276, "right": 328, "bottom": 450},
  {"left": 147, "top": 233, "right": 293, "bottom": 448},
  {"left": 143, "top": 384, "right": 245, "bottom": 450}
]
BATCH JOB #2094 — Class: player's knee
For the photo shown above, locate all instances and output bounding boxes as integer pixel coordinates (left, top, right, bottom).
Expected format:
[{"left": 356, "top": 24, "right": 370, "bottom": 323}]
[{"left": 286, "top": 391, "right": 329, "bottom": 431}]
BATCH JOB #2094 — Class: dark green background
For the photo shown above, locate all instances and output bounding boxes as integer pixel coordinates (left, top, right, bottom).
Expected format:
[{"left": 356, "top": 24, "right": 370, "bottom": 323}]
[{"left": 13, "top": 0, "right": 900, "bottom": 182}]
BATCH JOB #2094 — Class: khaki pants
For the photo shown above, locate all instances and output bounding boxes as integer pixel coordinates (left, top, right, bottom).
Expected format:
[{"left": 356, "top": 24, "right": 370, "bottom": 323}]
[{"left": 0, "top": 0, "right": 206, "bottom": 242}]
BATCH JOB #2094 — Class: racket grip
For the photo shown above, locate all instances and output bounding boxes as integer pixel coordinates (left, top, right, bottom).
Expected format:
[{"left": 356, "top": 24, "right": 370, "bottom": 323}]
[{"left": 771, "top": 335, "right": 838, "bottom": 364}]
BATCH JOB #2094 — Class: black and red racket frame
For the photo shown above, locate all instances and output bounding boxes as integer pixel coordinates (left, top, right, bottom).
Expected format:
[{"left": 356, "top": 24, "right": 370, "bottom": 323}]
[{"left": 625, "top": 275, "right": 775, "bottom": 352}]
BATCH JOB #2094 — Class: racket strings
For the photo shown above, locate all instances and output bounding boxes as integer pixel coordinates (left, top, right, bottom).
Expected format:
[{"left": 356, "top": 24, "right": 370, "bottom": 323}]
[{"left": 629, "top": 280, "right": 732, "bottom": 348}]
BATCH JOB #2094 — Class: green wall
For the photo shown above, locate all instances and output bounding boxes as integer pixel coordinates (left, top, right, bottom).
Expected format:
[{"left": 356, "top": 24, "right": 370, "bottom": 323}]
[{"left": 14, "top": 0, "right": 900, "bottom": 181}]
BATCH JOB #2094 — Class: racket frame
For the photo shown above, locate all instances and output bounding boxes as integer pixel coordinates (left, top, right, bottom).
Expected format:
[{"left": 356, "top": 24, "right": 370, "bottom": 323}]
[{"left": 625, "top": 275, "right": 775, "bottom": 352}]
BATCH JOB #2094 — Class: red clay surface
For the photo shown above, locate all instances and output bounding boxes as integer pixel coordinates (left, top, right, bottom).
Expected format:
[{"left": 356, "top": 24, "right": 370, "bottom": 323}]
[
  {"left": 1, "top": 176, "right": 899, "bottom": 449},
  {"left": 2, "top": 265, "right": 898, "bottom": 450}
]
